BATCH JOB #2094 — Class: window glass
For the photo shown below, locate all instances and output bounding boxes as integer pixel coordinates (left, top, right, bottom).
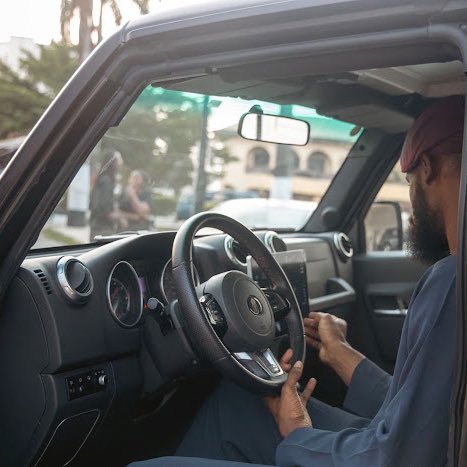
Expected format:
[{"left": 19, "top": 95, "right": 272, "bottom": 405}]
[{"left": 34, "top": 86, "right": 362, "bottom": 248}]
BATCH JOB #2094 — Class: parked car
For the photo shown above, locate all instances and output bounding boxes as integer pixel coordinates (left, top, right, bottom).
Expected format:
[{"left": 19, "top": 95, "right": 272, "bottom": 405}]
[
  {"left": 211, "top": 198, "right": 317, "bottom": 230},
  {"left": 0, "top": 1, "right": 466, "bottom": 466},
  {"left": 176, "top": 190, "right": 258, "bottom": 220}
]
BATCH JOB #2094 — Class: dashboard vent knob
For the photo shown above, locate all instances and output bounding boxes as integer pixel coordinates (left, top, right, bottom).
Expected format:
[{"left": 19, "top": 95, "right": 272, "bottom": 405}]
[
  {"left": 334, "top": 232, "right": 353, "bottom": 262},
  {"left": 57, "top": 256, "right": 94, "bottom": 304}
]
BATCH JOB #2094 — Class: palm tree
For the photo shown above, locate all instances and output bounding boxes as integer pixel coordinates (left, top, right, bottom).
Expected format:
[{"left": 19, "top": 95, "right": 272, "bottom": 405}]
[
  {"left": 131, "top": 1, "right": 150, "bottom": 15},
  {"left": 60, "top": 0, "right": 150, "bottom": 62}
]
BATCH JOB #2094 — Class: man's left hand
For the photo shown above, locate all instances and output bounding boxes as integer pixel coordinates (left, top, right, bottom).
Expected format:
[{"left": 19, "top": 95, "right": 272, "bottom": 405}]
[{"left": 264, "top": 361, "right": 316, "bottom": 438}]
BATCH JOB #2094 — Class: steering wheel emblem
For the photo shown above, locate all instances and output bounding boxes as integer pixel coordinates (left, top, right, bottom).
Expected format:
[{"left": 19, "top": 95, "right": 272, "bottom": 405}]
[{"left": 247, "top": 295, "right": 263, "bottom": 315}]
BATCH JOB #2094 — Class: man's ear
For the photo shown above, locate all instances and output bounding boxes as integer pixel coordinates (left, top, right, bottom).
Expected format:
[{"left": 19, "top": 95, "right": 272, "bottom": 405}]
[{"left": 419, "top": 153, "right": 436, "bottom": 185}]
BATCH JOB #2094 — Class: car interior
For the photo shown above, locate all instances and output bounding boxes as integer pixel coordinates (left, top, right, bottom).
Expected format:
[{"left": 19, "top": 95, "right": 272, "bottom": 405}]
[{"left": 0, "top": 2, "right": 466, "bottom": 466}]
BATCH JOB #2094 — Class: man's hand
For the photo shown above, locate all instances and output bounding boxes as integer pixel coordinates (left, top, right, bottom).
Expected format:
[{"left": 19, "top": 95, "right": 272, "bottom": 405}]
[
  {"left": 264, "top": 361, "right": 316, "bottom": 438},
  {"left": 304, "top": 312, "right": 348, "bottom": 366},
  {"left": 278, "top": 347, "right": 294, "bottom": 373},
  {"left": 304, "top": 311, "right": 364, "bottom": 386}
]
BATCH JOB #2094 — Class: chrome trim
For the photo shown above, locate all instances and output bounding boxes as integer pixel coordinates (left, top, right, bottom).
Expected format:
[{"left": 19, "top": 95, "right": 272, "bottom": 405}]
[
  {"left": 264, "top": 231, "right": 278, "bottom": 253},
  {"left": 106, "top": 261, "right": 143, "bottom": 328},
  {"left": 34, "top": 409, "right": 100, "bottom": 467},
  {"left": 333, "top": 232, "right": 353, "bottom": 260},
  {"left": 56, "top": 256, "right": 94, "bottom": 304},
  {"left": 234, "top": 349, "right": 284, "bottom": 378},
  {"left": 224, "top": 235, "right": 247, "bottom": 267}
]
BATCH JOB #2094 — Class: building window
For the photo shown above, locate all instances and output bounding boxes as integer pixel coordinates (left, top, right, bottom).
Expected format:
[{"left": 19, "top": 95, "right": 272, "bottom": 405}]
[
  {"left": 246, "top": 147, "right": 270, "bottom": 172},
  {"left": 288, "top": 149, "right": 300, "bottom": 172},
  {"left": 307, "top": 151, "right": 329, "bottom": 178}
]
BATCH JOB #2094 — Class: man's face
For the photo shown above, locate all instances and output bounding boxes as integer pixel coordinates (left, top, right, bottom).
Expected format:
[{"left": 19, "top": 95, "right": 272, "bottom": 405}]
[{"left": 406, "top": 171, "right": 449, "bottom": 264}]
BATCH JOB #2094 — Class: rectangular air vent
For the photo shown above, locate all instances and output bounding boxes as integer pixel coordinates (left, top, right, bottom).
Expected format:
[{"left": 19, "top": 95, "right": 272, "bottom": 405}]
[{"left": 33, "top": 269, "right": 52, "bottom": 295}]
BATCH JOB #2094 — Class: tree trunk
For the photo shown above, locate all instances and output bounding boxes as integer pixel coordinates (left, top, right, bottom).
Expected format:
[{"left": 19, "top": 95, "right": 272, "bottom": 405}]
[
  {"left": 78, "top": 0, "right": 94, "bottom": 62},
  {"left": 97, "top": 1, "right": 104, "bottom": 43}
]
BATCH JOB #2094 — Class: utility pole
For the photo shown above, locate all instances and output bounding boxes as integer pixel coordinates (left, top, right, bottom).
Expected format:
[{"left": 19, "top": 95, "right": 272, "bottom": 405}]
[
  {"left": 193, "top": 95, "right": 210, "bottom": 214},
  {"left": 270, "top": 105, "right": 294, "bottom": 199}
]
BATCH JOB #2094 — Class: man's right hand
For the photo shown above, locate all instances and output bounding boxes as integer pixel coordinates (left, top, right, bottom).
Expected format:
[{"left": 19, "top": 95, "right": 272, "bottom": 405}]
[
  {"left": 303, "top": 312, "right": 348, "bottom": 366},
  {"left": 303, "top": 312, "right": 364, "bottom": 386}
]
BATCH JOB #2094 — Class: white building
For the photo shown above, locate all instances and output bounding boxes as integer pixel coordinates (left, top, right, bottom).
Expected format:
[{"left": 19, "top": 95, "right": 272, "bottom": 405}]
[{"left": 0, "top": 36, "right": 39, "bottom": 74}]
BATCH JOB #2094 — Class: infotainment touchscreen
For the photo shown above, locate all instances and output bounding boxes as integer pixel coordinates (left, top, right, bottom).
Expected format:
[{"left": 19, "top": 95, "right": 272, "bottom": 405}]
[{"left": 246, "top": 249, "right": 309, "bottom": 317}]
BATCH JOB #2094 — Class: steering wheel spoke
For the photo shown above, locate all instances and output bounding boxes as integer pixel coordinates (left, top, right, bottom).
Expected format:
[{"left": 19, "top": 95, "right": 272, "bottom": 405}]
[
  {"left": 234, "top": 348, "right": 284, "bottom": 380},
  {"left": 262, "top": 288, "right": 290, "bottom": 320}
]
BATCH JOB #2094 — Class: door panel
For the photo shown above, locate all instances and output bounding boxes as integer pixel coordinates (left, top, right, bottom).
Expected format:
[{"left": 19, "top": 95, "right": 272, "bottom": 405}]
[{"left": 352, "top": 252, "right": 427, "bottom": 372}]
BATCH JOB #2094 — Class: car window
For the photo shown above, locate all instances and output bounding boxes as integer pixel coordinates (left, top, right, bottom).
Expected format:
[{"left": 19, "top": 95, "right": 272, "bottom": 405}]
[
  {"left": 34, "top": 86, "right": 362, "bottom": 248},
  {"left": 364, "top": 163, "right": 411, "bottom": 252}
]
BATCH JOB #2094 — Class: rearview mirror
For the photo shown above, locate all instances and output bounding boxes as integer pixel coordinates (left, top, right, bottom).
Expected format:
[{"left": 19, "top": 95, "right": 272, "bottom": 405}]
[{"left": 238, "top": 113, "right": 310, "bottom": 146}]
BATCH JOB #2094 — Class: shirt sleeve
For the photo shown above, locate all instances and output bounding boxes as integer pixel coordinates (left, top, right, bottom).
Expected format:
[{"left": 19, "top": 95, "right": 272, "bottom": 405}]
[{"left": 342, "top": 358, "right": 391, "bottom": 418}]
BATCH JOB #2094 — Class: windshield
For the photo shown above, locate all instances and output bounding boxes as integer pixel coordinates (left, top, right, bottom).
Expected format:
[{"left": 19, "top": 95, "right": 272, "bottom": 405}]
[{"left": 34, "top": 86, "right": 361, "bottom": 248}]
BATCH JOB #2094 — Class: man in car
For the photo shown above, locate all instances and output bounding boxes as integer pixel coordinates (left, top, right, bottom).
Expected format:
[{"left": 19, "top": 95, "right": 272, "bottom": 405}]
[{"left": 131, "top": 95, "right": 464, "bottom": 466}]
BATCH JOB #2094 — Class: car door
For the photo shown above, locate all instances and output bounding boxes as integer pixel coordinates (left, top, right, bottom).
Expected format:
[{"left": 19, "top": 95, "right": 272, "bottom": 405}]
[{"left": 350, "top": 166, "right": 428, "bottom": 374}]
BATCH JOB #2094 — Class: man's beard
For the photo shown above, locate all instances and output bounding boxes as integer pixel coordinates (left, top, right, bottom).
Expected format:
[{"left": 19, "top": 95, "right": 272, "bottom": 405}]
[{"left": 407, "top": 182, "right": 450, "bottom": 265}]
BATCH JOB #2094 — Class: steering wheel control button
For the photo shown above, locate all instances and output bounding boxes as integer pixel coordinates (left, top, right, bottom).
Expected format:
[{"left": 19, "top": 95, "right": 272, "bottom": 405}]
[
  {"left": 263, "top": 290, "right": 289, "bottom": 320},
  {"left": 235, "top": 354, "right": 270, "bottom": 379},
  {"left": 66, "top": 368, "right": 108, "bottom": 400},
  {"left": 200, "top": 294, "right": 226, "bottom": 327}
]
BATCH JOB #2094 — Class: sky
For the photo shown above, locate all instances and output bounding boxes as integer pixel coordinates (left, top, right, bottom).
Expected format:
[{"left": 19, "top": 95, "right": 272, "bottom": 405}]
[{"left": 0, "top": 0, "right": 216, "bottom": 44}]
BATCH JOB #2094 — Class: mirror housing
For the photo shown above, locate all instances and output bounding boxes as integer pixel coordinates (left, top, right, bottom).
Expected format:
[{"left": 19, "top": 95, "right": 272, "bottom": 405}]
[{"left": 238, "top": 112, "right": 310, "bottom": 146}]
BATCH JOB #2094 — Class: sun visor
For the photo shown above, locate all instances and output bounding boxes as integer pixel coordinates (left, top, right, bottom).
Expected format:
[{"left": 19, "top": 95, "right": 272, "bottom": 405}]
[{"left": 319, "top": 104, "right": 414, "bottom": 133}]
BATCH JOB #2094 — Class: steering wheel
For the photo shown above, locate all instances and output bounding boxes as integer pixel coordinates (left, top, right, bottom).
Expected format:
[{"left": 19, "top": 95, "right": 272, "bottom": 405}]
[{"left": 172, "top": 212, "right": 305, "bottom": 394}]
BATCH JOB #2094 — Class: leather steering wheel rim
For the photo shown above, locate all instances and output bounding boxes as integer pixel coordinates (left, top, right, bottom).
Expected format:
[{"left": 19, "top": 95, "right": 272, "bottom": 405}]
[{"left": 172, "top": 211, "right": 305, "bottom": 394}]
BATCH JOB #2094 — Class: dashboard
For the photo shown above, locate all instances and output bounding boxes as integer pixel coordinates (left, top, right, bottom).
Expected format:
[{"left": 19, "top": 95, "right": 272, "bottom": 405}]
[{"left": 0, "top": 228, "right": 355, "bottom": 466}]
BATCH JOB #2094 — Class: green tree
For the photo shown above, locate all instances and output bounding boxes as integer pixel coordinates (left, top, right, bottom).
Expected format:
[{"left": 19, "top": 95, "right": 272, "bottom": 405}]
[
  {"left": 104, "top": 89, "right": 202, "bottom": 196},
  {"left": 0, "top": 42, "right": 79, "bottom": 139},
  {"left": 20, "top": 42, "right": 80, "bottom": 97},
  {"left": 60, "top": 0, "right": 151, "bottom": 62},
  {"left": 103, "top": 87, "right": 238, "bottom": 198}
]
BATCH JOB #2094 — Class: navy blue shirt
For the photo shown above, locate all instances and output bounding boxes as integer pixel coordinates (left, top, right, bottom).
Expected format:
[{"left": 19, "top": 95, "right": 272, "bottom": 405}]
[
  {"left": 277, "top": 255, "right": 457, "bottom": 466},
  {"left": 343, "top": 357, "right": 392, "bottom": 420}
]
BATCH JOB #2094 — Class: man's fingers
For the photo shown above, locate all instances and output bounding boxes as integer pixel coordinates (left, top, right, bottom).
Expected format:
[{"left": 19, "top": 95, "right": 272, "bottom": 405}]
[
  {"left": 284, "top": 361, "right": 304, "bottom": 391},
  {"left": 303, "top": 317, "right": 319, "bottom": 330},
  {"left": 304, "top": 325, "right": 320, "bottom": 340},
  {"left": 279, "top": 348, "right": 293, "bottom": 371},
  {"left": 307, "top": 311, "right": 323, "bottom": 321},
  {"left": 301, "top": 378, "right": 317, "bottom": 404},
  {"left": 305, "top": 336, "right": 322, "bottom": 350}
]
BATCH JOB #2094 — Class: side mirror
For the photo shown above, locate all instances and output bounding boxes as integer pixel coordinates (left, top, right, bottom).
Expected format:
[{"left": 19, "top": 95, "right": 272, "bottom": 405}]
[
  {"left": 365, "top": 201, "right": 404, "bottom": 251},
  {"left": 238, "top": 112, "right": 310, "bottom": 146}
]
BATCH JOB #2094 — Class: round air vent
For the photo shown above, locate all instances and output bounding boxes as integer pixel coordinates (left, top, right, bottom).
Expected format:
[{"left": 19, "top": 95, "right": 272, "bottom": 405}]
[
  {"left": 57, "top": 256, "right": 94, "bottom": 304},
  {"left": 224, "top": 236, "right": 248, "bottom": 266},
  {"left": 264, "top": 231, "right": 286, "bottom": 253},
  {"left": 334, "top": 232, "right": 353, "bottom": 262}
]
